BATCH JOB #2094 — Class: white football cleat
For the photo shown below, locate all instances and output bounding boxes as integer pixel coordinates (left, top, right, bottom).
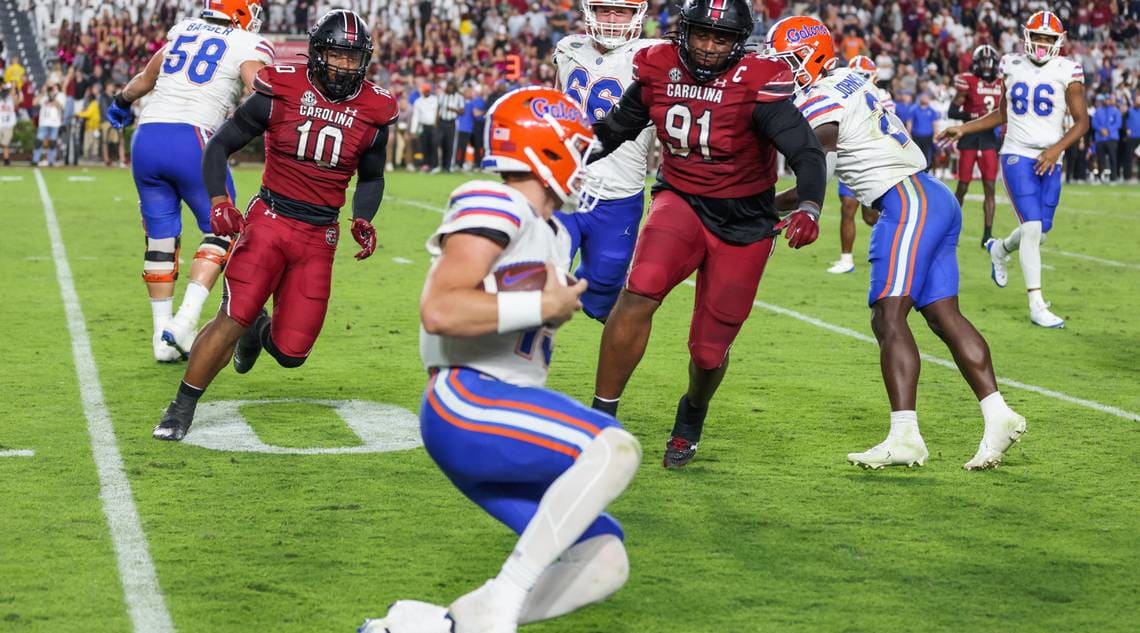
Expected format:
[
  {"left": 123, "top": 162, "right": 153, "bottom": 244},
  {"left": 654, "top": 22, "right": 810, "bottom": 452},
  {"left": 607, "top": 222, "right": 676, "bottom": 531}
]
[
  {"left": 964, "top": 413, "right": 1027, "bottom": 470},
  {"left": 449, "top": 580, "right": 518, "bottom": 633},
  {"left": 1029, "top": 306, "right": 1065, "bottom": 328},
  {"left": 985, "top": 239, "right": 1008, "bottom": 288},
  {"left": 359, "top": 600, "right": 453, "bottom": 633},
  {"left": 161, "top": 317, "right": 197, "bottom": 359},
  {"left": 847, "top": 433, "right": 929, "bottom": 469},
  {"left": 827, "top": 259, "right": 855, "bottom": 274},
  {"left": 153, "top": 331, "right": 181, "bottom": 363}
]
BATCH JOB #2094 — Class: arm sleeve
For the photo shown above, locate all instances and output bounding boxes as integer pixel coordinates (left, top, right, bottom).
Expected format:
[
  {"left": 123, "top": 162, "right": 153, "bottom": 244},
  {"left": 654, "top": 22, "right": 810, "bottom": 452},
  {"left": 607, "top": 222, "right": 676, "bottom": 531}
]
[
  {"left": 352, "top": 126, "right": 389, "bottom": 222},
  {"left": 752, "top": 99, "right": 827, "bottom": 210},
  {"left": 203, "top": 92, "right": 272, "bottom": 199},
  {"left": 590, "top": 82, "right": 652, "bottom": 162}
]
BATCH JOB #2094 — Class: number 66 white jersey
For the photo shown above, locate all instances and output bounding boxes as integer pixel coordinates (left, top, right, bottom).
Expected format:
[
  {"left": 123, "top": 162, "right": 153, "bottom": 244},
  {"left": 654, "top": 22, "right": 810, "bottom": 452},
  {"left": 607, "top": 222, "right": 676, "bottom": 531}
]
[
  {"left": 554, "top": 34, "right": 662, "bottom": 201},
  {"left": 140, "top": 18, "right": 275, "bottom": 131},
  {"left": 998, "top": 53, "right": 1084, "bottom": 161}
]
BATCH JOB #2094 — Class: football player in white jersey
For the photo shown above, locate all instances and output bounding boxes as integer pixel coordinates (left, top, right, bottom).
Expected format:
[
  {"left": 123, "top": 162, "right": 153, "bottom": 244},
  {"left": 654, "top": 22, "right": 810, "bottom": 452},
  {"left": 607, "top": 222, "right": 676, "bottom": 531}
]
[
  {"left": 552, "top": 0, "right": 662, "bottom": 321},
  {"left": 768, "top": 16, "right": 1027, "bottom": 471},
  {"left": 106, "top": 0, "right": 274, "bottom": 361},
  {"left": 940, "top": 11, "right": 1089, "bottom": 329},
  {"left": 359, "top": 88, "right": 641, "bottom": 633},
  {"left": 827, "top": 54, "right": 883, "bottom": 275}
]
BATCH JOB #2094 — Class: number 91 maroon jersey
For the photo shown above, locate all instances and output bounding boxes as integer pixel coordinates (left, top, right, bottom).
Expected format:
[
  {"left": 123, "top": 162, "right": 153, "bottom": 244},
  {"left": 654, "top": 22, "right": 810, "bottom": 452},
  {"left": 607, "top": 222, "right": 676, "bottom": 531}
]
[
  {"left": 633, "top": 43, "right": 793, "bottom": 199},
  {"left": 252, "top": 64, "right": 398, "bottom": 209}
]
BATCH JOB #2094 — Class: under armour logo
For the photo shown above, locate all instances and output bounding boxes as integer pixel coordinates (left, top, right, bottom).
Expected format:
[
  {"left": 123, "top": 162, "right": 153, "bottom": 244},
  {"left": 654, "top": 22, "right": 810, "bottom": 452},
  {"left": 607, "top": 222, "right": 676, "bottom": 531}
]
[{"left": 345, "top": 107, "right": 358, "bottom": 117}]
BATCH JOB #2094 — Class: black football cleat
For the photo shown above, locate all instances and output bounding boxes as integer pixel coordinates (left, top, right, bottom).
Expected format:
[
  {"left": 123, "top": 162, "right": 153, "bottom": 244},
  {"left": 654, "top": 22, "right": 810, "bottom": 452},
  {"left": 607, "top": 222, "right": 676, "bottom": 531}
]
[
  {"left": 663, "top": 435, "right": 698, "bottom": 469},
  {"left": 152, "top": 401, "right": 194, "bottom": 441},
  {"left": 233, "top": 309, "right": 269, "bottom": 374}
]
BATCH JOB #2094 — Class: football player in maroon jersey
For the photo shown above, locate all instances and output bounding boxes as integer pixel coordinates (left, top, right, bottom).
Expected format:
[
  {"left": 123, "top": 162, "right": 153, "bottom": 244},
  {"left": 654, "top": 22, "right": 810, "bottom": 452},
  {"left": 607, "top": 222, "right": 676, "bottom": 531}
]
[
  {"left": 588, "top": 0, "right": 827, "bottom": 468},
  {"left": 153, "top": 9, "right": 398, "bottom": 441},
  {"left": 950, "top": 45, "right": 1004, "bottom": 246}
]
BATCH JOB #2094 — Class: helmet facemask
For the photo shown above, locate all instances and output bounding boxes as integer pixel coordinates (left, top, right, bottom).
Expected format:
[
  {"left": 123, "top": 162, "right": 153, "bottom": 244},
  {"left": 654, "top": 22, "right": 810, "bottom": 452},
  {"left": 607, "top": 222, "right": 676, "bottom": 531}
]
[
  {"left": 583, "top": 0, "right": 647, "bottom": 50},
  {"left": 310, "top": 44, "right": 370, "bottom": 101},
  {"left": 1023, "top": 29, "right": 1063, "bottom": 64}
]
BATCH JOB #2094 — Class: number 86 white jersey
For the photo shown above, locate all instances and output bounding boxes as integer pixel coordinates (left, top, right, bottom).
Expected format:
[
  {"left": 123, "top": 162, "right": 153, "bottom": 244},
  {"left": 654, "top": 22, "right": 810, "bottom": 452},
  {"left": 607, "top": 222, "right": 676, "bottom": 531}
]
[
  {"left": 140, "top": 18, "right": 275, "bottom": 131},
  {"left": 998, "top": 53, "right": 1084, "bottom": 161},
  {"left": 794, "top": 68, "right": 927, "bottom": 206}
]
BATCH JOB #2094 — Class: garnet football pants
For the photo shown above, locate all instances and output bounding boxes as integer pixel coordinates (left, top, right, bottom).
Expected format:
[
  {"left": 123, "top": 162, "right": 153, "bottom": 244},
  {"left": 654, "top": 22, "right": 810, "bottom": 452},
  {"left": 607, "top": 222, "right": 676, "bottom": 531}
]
[
  {"left": 625, "top": 189, "right": 775, "bottom": 370},
  {"left": 957, "top": 148, "right": 998, "bottom": 183},
  {"left": 421, "top": 367, "right": 624, "bottom": 542},
  {"left": 221, "top": 198, "right": 337, "bottom": 358}
]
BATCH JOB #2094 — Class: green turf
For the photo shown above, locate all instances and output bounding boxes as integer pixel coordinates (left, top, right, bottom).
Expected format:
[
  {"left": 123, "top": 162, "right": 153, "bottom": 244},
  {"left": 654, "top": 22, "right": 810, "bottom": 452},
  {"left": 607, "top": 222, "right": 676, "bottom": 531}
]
[{"left": 1, "top": 166, "right": 1137, "bottom": 632}]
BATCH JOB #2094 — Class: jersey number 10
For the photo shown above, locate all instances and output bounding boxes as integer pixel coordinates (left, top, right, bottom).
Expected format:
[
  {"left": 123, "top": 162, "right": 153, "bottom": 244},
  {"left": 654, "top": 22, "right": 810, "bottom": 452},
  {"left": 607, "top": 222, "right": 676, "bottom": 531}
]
[
  {"left": 163, "top": 35, "right": 228, "bottom": 84},
  {"left": 295, "top": 121, "right": 344, "bottom": 168}
]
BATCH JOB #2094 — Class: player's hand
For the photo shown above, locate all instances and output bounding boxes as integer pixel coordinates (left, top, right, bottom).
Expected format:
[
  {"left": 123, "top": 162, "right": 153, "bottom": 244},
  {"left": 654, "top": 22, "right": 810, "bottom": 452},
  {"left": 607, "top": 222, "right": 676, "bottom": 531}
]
[
  {"left": 210, "top": 200, "right": 246, "bottom": 238},
  {"left": 775, "top": 209, "right": 819, "bottom": 249},
  {"left": 540, "top": 262, "right": 586, "bottom": 327},
  {"left": 1034, "top": 147, "right": 1062, "bottom": 176},
  {"left": 937, "top": 126, "right": 964, "bottom": 144},
  {"left": 351, "top": 218, "right": 377, "bottom": 260},
  {"left": 106, "top": 94, "right": 134, "bottom": 129}
]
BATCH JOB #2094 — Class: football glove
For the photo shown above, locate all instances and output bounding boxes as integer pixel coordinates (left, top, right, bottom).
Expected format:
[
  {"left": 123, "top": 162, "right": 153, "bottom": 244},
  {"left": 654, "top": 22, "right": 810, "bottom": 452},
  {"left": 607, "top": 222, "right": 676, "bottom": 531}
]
[
  {"left": 776, "top": 208, "right": 820, "bottom": 249},
  {"left": 351, "top": 217, "right": 377, "bottom": 260},
  {"left": 210, "top": 200, "right": 246, "bottom": 238},
  {"left": 106, "top": 93, "right": 134, "bottom": 129}
]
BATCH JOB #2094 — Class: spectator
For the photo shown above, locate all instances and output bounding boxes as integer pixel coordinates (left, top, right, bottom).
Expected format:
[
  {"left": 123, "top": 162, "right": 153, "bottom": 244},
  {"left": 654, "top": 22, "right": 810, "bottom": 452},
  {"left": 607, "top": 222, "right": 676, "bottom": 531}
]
[
  {"left": 98, "top": 80, "right": 125, "bottom": 167},
  {"left": 436, "top": 79, "right": 465, "bottom": 172},
  {"left": 75, "top": 83, "right": 102, "bottom": 161},
  {"left": 411, "top": 82, "right": 439, "bottom": 172},
  {"left": 1124, "top": 95, "right": 1140, "bottom": 182},
  {"left": 909, "top": 92, "right": 940, "bottom": 171},
  {"left": 33, "top": 84, "right": 65, "bottom": 167},
  {"left": 1092, "top": 94, "right": 1122, "bottom": 182},
  {"left": 4, "top": 56, "right": 26, "bottom": 92},
  {"left": 455, "top": 84, "right": 476, "bottom": 171},
  {"left": 0, "top": 82, "right": 16, "bottom": 166}
]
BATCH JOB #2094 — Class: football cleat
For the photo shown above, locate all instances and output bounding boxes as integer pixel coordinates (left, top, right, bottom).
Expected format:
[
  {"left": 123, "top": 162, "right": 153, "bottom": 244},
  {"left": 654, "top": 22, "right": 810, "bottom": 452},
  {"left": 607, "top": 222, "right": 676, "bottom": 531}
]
[
  {"left": 985, "top": 239, "right": 1008, "bottom": 288},
  {"left": 153, "top": 331, "right": 181, "bottom": 363},
  {"left": 1029, "top": 305, "right": 1065, "bottom": 328},
  {"left": 847, "top": 433, "right": 928, "bottom": 469},
  {"left": 964, "top": 413, "right": 1027, "bottom": 470},
  {"left": 359, "top": 600, "right": 454, "bottom": 633},
  {"left": 161, "top": 317, "right": 196, "bottom": 360},
  {"left": 826, "top": 259, "right": 855, "bottom": 274},
  {"left": 663, "top": 436, "right": 698, "bottom": 469},
  {"left": 448, "top": 579, "right": 518, "bottom": 633},
  {"left": 233, "top": 309, "right": 269, "bottom": 374},
  {"left": 152, "top": 401, "right": 195, "bottom": 441}
]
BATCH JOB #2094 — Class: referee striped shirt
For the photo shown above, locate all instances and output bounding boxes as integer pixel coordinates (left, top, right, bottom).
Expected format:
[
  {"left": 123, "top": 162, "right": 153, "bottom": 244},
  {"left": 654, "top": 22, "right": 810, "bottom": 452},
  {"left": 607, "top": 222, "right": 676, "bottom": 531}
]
[{"left": 439, "top": 92, "right": 466, "bottom": 122}]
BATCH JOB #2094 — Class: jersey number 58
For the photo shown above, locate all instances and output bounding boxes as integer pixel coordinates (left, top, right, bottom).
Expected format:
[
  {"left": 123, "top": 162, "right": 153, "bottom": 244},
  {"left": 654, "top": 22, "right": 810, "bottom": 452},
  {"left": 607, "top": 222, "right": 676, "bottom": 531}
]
[{"left": 163, "top": 35, "right": 228, "bottom": 84}]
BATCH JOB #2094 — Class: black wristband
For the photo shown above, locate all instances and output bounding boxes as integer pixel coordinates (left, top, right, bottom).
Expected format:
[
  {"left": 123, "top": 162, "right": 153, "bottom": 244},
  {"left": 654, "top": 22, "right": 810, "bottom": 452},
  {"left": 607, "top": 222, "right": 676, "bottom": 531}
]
[{"left": 113, "top": 92, "right": 131, "bottom": 109}]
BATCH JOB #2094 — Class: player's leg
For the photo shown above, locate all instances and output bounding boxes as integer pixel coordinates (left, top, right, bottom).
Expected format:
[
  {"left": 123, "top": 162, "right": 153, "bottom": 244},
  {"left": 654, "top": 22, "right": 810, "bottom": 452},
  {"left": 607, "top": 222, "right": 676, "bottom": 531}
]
[
  {"left": 416, "top": 369, "right": 639, "bottom": 631},
  {"left": 829, "top": 183, "right": 858, "bottom": 274},
  {"left": 849, "top": 175, "right": 933, "bottom": 469},
  {"left": 979, "top": 149, "right": 999, "bottom": 245},
  {"left": 32, "top": 125, "right": 45, "bottom": 164},
  {"left": 570, "top": 192, "right": 644, "bottom": 321},
  {"left": 163, "top": 127, "right": 239, "bottom": 355},
  {"left": 593, "top": 190, "right": 705, "bottom": 416},
  {"left": 552, "top": 208, "right": 584, "bottom": 273},
  {"left": 954, "top": 148, "right": 974, "bottom": 208},
  {"left": 152, "top": 203, "right": 286, "bottom": 441},
  {"left": 1001, "top": 157, "right": 1062, "bottom": 326}
]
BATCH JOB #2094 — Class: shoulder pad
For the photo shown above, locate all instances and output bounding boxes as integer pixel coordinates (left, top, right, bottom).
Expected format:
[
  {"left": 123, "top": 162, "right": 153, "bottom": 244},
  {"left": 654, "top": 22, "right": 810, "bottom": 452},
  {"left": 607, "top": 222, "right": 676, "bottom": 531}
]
[
  {"left": 358, "top": 82, "right": 400, "bottom": 126},
  {"left": 743, "top": 57, "right": 798, "bottom": 102},
  {"left": 253, "top": 64, "right": 304, "bottom": 98},
  {"left": 632, "top": 42, "right": 679, "bottom": 81}
]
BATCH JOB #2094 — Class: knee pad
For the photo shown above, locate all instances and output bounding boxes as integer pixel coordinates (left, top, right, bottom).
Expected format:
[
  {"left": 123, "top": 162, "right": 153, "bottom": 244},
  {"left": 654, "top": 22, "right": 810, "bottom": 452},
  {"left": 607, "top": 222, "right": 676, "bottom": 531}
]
[
  {"left": 260, "top": 327, "right": 308, "bottom": 368},
  {"left": 194, "top": 233, "right": 234, "bottom": 268},
  {"left": 1020, "top": 220, "right": 1043, "bottom": 244},
  {"left": 689, "top": 341, "right": 730, "bottom": 371},
  {"left": 142, "top": 236, "right": 180, "bottom": 283}
]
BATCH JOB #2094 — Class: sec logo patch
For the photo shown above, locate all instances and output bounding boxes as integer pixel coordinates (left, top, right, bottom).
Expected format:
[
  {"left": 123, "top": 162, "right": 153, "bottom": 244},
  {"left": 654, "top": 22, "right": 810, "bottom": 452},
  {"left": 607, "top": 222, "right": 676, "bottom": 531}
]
[{"left": 325, "top": 226, "right": 339, "bottom": 246}]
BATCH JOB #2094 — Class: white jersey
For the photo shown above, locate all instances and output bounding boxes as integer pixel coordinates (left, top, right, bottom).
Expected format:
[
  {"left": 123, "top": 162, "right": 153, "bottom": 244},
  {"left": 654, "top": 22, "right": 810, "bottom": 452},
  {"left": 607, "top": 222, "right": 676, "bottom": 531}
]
[
  {"left": 796, "top": 69, "right": 927, "bottom": 206},
  {"left": 139, "top": 18, "right": 275, "bottom": 131},
  {"left": 999, "top": 53, "right": 1084, "bottom": 161},
  {"left": 420, "top": 181, "right": 573, "bottom": 388},
  {"left": 0, "top": 94, "right": 16, "bottom": 128},
  {"left": 554, "top": 34, "right": 662, "bottom": 200}
]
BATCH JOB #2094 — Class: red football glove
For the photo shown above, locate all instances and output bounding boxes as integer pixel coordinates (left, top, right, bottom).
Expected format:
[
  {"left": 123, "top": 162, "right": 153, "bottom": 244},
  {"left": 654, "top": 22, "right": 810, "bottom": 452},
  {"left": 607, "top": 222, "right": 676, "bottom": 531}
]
[
  {"left": 210, "top": 200, "right": 245, "bottom": 238},
  {"left": 351, "top": 217, "right": 377, "bottom": 260},
  {"left": 775, "top": 209, "right": 819, "bottom": 249}
]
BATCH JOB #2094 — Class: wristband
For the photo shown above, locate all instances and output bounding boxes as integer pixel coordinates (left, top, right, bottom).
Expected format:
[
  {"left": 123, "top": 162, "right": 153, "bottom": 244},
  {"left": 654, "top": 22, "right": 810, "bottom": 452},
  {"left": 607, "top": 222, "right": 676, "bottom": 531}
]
[
  {"left": 113, "top": 92, "right": 131, "bottom": 109},
  {"left": 497, "top": 291, "right": 543, "bottom": 334},
  {"left": 797, "top": 201, "right": 821, "bottom": 220}
]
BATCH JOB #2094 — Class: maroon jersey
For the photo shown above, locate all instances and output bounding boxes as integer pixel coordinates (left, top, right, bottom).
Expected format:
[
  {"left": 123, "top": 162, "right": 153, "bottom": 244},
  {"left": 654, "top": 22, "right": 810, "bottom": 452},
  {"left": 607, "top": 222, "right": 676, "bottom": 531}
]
[
  {"left": 634, "top": 43, "right": 794, "bottom": 200},
  {"left": 252, "top": 64, "right": 398, "bottom": 211},
  {"left": 953, "top": 72, "right": 1003, "bottom": 150}
]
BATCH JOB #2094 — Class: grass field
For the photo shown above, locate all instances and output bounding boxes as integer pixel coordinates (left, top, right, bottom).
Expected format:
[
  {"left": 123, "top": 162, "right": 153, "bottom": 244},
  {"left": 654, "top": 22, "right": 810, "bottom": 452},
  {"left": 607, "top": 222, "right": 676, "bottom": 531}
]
[{"left": 1, "top": 165, "right": 1138, "bottom": 633}]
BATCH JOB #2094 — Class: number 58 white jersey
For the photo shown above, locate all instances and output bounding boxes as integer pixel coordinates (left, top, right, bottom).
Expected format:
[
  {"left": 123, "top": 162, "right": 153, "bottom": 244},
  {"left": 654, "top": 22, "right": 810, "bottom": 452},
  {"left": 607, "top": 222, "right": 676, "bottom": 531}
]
[
  {"left": 554, "top": 35, "right": 662, "bottom": 201},
  {"left": 140, "top": 18, "right": 275, "bottom": 131},
  {"left": 999, "top": 53, "right": 1084, "bottom": 161}
]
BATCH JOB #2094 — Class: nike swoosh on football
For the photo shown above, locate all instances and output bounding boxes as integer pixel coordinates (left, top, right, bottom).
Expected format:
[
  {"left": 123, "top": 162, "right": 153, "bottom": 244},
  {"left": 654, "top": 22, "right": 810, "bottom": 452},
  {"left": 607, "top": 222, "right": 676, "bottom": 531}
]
[{"left": 501, "top": 269, "right": 544, "bottom": 286}]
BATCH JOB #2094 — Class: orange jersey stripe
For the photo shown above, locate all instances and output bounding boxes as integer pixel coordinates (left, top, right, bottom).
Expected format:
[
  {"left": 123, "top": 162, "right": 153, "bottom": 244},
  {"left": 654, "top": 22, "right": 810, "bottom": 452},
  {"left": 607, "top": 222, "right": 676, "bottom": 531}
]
[
  {"left": 878, "top": 181, "right": 910, "bottom": 300},
  {"left": 902, "top": 176, "right": 928, "bottom": 296},
  {"left": 447, "top": 371, "right": 601, "bottom": 437},
  {"left": 427, "top": 388, "right": 580, "bottom": 458}
]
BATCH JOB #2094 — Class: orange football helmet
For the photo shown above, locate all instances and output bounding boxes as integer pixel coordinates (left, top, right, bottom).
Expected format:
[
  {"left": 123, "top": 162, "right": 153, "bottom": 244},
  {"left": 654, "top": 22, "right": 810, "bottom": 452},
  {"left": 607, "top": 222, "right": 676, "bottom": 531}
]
[
  {"left": 763, "top": 16, "right": 837, "bottom": 92},
  {"left": 201, "top": 0, "right": 263, "bottom": 33},
  {"left": 848, "top": 55, "right": 877, "bottom": 81},
  {"left": 482, "top": 87, "right": 597, "bottom": 205},
  {"left": 1023, "top": 10, "right": 1065, "bottom": 63}
]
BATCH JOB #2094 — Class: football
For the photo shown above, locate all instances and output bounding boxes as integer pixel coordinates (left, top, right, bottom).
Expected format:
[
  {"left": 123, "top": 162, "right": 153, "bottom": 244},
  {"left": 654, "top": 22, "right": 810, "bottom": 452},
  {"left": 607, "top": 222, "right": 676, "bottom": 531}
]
[{"left": 480, "top": 261, "right": 575, "bottom": 292}]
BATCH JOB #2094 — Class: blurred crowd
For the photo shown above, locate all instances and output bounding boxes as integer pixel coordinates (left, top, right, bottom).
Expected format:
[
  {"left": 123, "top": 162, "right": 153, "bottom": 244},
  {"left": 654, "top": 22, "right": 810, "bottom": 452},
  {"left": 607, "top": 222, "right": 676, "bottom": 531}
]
[{"left": 3, "top": 0, "right": 1140, "bottom": 180}]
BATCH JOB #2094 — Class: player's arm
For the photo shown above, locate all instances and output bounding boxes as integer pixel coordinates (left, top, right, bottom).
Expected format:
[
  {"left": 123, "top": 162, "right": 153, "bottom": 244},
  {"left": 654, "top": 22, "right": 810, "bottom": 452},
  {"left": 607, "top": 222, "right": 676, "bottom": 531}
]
[
  {"left": 948, "top": 91, "right": 968, "bottom": 121},
  {"left": 1035, "top": 81, "right": 1090, "bottom": 175},
  {"left": 589, "top": 82, "right": 651, "bottom": 162},
  {"left": 941, "top": 93, "right": 1006, "bottom": 142},
  {"left": 347, "top": 127, "right": 390, "bottom": 260},
  {"left": 200, "top": 93, "right": 272, "bottom": 237},
  {"left": 239, "top": 60, "right": 268, "bottom": 96},
  {"left": 774, "top": 122, "right": 837, "bottom": 211},
  {"left": 107, "top": 46, "right": 165, "bottom": 127},
  {"left": 753, "top": 99, "right": 826, "bottom": 248}
]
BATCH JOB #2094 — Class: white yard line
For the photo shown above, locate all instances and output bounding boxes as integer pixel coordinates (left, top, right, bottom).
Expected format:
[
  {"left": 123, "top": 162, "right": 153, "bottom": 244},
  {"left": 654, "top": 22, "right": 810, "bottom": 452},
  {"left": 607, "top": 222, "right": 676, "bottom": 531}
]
[
  {"left": 394, "top": 197, "right": 1140, "bottom": 422},
  {"left": 35, "top": 170, "right": 176, "bottom": 633},
  {"left": 0, "top": 449, "right": 34, "bottom": 457},
  {"left": 961, "top": 234, "right": 1140, "bottom": 271}
]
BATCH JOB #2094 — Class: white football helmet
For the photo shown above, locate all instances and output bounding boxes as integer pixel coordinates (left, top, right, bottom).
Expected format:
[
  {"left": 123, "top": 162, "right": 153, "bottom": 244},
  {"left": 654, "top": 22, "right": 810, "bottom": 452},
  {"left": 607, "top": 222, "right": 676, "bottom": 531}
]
[{"left": 582, "top": 0, "right": 648, "bottom": 49}]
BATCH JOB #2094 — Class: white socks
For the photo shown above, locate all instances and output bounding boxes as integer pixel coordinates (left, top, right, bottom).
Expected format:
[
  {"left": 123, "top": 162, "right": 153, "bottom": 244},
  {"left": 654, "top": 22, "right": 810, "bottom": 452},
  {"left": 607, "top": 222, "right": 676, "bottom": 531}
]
[
  {"left": 839, "top": 253, "right": 854, "bottom": 266},
  {"left": 1017, "top": 221, "right": 1043, "bottom": 292},
  {"left": 150, "top": 297, "right": 173, "bottom": 335},
  {"left": 979, "top": 392, "right": 1013, "bottom": 426},
  {"left": 888, "top": 410, "right": 919, "bottom": 438},
  {"left": 174, "top": 281, "right": 210, "bottom": 327},
  {"left": 519, "top": 534, "right": 629, "bottom": 624}
]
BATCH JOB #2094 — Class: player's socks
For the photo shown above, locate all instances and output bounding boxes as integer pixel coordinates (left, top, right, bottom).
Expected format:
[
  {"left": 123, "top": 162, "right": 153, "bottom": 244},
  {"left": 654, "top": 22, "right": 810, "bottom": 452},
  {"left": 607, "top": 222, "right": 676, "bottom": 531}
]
[
  {"left": 888, "top": 409, "right": 919, "bottom": 439},
  {"left": 664, "top": 395, "right": 706, "bottom": 469},
  {"left": 153, "top": 381, "right": 203, "bottom": 441},
  {"left": 839, "top": 252, "right": 854, "bottom": 267},
  {"left": 966, "top": 392, "right": 1027, "bottom": 470},
  {"left": 1001, "top": 226, "right": 1022, "bottom": 254},
  {"left": 151, "top": 297, "right": 173, "bottom": 337},
  {"left": 591, "top": 395, "right": 619, "bottom": 417},
  {"left": 174, "top": 281, "right": 210, "bottom": 328},
  {"left": 981, "top": 226, "right": 993, "bottom": 247},
  {"left": 1017, "top": 221, "right": 1043, "bottom": 290},
  {"left": 519, "top": 534, "right": 628, "bottom": 624}
]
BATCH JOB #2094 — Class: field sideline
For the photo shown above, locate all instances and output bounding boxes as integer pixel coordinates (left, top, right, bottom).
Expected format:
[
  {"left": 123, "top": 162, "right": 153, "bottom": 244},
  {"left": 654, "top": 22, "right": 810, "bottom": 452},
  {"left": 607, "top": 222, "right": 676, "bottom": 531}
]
[{"left": 1, "top": 166, "right": 1137, "bottom": 633}]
